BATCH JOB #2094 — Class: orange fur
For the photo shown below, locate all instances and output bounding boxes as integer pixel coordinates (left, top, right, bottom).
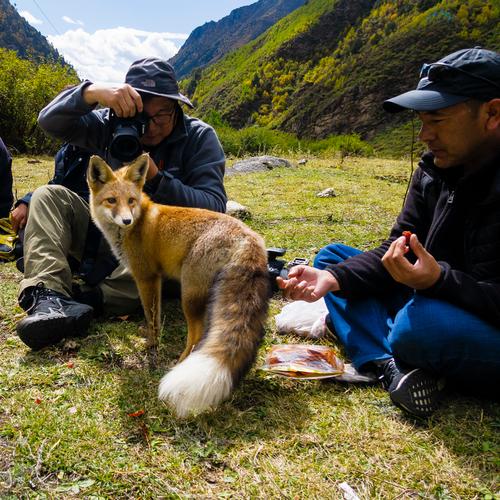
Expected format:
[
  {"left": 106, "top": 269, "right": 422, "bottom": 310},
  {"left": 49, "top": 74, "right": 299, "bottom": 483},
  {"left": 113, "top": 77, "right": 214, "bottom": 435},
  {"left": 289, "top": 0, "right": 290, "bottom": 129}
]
[{"left": 87, "top": 154, "right": 269, "bottom": 416}]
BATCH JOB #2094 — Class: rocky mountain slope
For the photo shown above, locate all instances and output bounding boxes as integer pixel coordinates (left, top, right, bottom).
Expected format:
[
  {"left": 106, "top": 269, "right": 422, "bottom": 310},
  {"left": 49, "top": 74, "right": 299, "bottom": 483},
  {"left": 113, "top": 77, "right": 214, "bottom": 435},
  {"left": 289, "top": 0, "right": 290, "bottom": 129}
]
[
  {"left": 183, "top": 0, "right": 500, "bottom": 140},
  {"left": 0, "top": 0, "right": 65, "bottom": 63},
  {"left": 169, "top": 0, "right": 305, "bottom": 79}
]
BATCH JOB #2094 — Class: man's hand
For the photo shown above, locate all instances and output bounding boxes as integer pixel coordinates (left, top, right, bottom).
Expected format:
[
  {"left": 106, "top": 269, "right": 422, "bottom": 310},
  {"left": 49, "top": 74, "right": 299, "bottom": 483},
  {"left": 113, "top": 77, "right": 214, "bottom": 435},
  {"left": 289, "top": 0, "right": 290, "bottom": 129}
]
[
  {"left": 277, "top": 265, "right": 340, "bottom": 302},
  {"left": 382, "top": 233, "right": 441, "bottom": 289},
  {"left": 83, "top": 83, "right": 143, "bottom": 117},
  {"left": 11, "top": 203, "right": 28, "bottom": 233}
]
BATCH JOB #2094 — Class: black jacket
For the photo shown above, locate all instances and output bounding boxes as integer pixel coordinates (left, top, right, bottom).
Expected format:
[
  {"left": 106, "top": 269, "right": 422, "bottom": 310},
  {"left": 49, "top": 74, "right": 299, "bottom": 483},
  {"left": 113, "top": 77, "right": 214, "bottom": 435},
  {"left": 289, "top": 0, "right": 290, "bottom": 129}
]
[{"left": 328, "top": 152, "right": 500, "bottom": 328}]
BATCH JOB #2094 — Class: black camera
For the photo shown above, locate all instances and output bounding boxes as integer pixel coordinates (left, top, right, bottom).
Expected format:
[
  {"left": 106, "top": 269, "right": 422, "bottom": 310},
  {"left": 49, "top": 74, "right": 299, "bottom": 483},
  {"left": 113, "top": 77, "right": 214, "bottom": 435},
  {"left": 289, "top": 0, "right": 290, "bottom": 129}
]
[
  {"left": 109, "top": 110, "right": 148, "bottom": 162},
  {"left": 267, "top": 247, "right": 309, "bottom": 294}
]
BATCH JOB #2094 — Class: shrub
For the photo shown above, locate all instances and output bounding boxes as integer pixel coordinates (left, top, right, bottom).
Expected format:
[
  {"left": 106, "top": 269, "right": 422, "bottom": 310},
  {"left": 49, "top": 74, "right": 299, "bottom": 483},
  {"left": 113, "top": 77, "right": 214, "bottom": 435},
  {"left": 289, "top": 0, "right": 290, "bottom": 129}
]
[
  {"left": 213, "top": 123, "right": 372, "bottom": 158},
  {"left": 0, "top": 48, "right": 78, "bottom": 153}
]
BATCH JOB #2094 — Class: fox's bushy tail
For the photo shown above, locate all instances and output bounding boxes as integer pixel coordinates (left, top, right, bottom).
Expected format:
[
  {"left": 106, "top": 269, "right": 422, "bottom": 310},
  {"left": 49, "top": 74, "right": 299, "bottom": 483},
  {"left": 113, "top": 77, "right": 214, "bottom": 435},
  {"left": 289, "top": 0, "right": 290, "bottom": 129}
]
[{"left": 158, "top": 255, "right": 269, "bottom": 417}]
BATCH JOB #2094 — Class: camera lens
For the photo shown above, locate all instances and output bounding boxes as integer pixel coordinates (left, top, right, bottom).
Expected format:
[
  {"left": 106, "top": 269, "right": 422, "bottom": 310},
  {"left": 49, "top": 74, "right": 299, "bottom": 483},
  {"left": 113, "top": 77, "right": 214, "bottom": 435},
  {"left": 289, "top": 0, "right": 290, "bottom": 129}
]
[
  {"left": 109, "top": 111, "right": 147, "bottom": 162},
  {"left": 109, "top": 125, "right": 142, "bottom": 162}
]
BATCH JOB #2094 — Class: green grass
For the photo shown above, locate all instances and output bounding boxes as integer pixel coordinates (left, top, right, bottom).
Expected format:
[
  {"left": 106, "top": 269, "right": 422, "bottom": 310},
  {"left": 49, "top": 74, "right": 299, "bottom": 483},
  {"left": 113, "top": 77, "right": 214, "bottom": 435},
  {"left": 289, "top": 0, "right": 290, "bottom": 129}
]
[{"left": 0, "top": 155, "right": 499, "bottom": 498}]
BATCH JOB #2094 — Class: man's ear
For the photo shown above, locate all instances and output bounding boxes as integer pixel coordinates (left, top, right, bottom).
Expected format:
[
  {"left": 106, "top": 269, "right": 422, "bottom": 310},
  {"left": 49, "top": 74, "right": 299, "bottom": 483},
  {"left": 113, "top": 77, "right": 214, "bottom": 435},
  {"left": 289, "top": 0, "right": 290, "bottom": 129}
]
[
  {"left": 125, "top": 153, "right": 149, "bottom": 186},
  {"left": 484, "top": 98, "right": 500, "bottom": 131},
  {"left": 87, "top": 155, "right": 115, "bottom": 190}
]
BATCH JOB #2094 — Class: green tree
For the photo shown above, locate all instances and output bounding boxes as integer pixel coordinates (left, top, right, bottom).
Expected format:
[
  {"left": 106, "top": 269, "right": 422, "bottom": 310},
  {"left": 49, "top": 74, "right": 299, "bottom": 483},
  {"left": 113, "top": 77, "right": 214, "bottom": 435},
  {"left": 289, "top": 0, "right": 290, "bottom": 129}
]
[{"left": 0, "top": 48, "right": 79, "bottom": 153}]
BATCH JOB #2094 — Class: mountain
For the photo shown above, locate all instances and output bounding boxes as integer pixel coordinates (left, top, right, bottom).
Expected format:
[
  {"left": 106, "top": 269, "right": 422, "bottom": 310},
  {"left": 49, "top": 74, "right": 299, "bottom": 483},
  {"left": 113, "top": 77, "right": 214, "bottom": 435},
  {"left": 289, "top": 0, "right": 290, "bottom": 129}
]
[
  {"left": 169, "top": 0, "right": 306, "bottom": 80},
  {"left": 0, "top": 0, "right": 65, "bottom": 63},
  {"left": 183, "top": 0, "right": 500, "bottom": 142}
]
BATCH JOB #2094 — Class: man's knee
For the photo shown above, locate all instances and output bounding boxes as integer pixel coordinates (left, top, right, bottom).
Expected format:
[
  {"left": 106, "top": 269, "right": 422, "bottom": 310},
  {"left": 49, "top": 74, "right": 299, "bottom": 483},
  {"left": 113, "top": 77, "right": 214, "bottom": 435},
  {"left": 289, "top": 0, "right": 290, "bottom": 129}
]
[
  {"left": 389, "top": 296, "right": 442, "bottom": 359},
  {"left": 389, "top": 295, "right": 477, "bottom": 366},
  {"left": 30, "top": 184, "right": 75, "bottom": 210},
  {"left": 314, "top": 243, "right": 360, "bottom": 269}
]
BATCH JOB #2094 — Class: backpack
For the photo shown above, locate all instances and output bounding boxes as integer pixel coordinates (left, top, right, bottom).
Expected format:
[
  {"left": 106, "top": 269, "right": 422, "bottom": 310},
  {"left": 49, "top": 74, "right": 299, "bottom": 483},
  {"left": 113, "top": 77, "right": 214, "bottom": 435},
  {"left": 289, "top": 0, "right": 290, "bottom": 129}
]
[{"left": 0, "top": 216, "right": 20, "bottom": 263}]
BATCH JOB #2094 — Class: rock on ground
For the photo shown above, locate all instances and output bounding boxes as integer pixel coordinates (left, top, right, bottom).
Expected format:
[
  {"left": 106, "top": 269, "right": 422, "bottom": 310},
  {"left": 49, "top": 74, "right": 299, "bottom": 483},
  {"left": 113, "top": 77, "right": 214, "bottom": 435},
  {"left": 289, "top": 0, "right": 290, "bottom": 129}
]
[
  {"left": 227, "top": 155, "right": 293, "bottom": 176},
  {"left": 316, "top": 188, "right": 338, "bottom": 198}
]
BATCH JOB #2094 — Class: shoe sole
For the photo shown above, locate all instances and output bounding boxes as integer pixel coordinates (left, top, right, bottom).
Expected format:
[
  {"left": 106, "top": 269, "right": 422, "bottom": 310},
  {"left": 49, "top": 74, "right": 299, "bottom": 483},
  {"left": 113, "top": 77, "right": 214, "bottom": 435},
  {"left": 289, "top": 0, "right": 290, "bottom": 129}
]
[
  {"left": 17, "top": 308, "right": 93, "bottom": 350},
  {"left": 389, "top": 369, "right": 443, "bottom": 418}
]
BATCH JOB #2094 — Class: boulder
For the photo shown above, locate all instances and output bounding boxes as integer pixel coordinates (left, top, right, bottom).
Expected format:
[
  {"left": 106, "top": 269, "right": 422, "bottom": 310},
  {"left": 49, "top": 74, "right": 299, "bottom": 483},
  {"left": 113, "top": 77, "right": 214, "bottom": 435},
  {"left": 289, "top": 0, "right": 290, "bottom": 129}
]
[{"left": 227, "top": 155, "right": 293, "bottom": 176}]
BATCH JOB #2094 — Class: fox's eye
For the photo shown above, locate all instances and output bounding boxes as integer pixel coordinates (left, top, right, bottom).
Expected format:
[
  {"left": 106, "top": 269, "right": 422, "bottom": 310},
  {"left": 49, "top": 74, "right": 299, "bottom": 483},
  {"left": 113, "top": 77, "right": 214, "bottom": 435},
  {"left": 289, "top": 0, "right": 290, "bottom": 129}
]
[
  {"left": 106, "top": 197, "right": 116, "bottom": 204},
  {"left": 128, "top": 197, "right": 135, "bottom": 205}
]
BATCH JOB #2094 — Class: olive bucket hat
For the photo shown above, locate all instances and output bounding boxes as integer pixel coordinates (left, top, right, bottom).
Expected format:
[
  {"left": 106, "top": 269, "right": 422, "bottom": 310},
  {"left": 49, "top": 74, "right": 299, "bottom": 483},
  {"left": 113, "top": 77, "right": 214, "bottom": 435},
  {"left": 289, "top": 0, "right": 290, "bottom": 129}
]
[{"left": 125, "top": 57, "right": 194, "bottom": 108}]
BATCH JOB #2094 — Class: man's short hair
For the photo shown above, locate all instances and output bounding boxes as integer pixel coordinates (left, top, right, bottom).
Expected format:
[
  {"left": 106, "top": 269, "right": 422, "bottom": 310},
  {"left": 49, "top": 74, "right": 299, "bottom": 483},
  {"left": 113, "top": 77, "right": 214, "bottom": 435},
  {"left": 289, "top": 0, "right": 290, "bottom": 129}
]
[{"left": 383, "top": 47, "right": 500, "bottom": 113}]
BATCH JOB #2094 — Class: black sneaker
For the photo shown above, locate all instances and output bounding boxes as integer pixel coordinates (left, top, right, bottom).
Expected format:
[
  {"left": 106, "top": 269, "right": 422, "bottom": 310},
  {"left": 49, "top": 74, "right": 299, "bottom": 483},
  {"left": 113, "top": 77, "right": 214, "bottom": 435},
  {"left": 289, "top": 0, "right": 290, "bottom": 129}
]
[
  {"left": 17, "top": 283, "right": 94, "bottom": 350},
  {"left": 378, "top": 358, "right": 445, "bottom": 418}
]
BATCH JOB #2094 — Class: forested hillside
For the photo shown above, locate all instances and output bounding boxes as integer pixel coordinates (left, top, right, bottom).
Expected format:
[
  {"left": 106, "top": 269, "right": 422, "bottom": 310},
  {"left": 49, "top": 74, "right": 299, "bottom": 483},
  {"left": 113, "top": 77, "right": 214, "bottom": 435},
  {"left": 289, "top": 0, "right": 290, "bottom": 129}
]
[
  {"left": 169, "top": 0, "right": 305, "bottom": 80},
  {"left": 0, "top": 0, "right": 65, "bottom": 63},
  {"left": 0, "top": 1, "right": 78, "bottom": 152},
  {"left": 183, "top": 0, "right": 500, "bottom": 143}
]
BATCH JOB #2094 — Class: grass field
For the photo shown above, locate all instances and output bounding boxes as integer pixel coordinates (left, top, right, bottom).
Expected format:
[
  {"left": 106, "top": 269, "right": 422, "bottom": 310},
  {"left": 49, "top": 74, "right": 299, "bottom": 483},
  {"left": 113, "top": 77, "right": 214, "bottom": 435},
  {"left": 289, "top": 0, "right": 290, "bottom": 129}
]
[{"left": 0, "top": 154, "right": 498, "bottom": 498}]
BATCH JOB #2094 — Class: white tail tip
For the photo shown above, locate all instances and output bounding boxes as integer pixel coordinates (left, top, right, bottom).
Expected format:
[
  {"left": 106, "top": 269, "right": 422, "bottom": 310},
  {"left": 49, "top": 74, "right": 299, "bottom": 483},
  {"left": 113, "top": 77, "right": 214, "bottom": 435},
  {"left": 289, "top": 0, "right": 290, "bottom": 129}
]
[{"left": 158, "top": 352, "right": 233, "bottom": 418}]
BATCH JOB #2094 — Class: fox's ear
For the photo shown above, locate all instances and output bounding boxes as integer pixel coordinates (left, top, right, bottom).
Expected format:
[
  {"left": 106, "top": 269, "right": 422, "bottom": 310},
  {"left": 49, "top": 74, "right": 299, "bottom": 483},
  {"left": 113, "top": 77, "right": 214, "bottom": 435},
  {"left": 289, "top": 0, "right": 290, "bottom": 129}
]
[
  {"left": 125, "top": 153, "right": 149, "bottom": 186},
  {"left": 87, "top": 155, "right": 115, "bottom": 190}
]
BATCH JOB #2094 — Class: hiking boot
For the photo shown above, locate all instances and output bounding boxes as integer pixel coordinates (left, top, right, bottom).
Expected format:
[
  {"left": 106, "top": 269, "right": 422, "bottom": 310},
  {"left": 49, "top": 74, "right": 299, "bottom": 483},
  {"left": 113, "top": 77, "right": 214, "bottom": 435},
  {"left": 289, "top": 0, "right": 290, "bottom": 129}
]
[
  {"left": 378, "top": 358, "right": 445, "bottom": 418},
  {"left": 17, "top": 283, "right": 94, "bottom": 350}
]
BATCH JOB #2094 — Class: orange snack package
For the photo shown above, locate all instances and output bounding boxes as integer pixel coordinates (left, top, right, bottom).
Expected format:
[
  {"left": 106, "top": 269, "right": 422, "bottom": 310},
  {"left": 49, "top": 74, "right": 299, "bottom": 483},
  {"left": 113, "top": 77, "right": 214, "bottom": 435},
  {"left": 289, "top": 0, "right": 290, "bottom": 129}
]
[{"left": 260, "top": 344, "right": 344, "bottom": 379}]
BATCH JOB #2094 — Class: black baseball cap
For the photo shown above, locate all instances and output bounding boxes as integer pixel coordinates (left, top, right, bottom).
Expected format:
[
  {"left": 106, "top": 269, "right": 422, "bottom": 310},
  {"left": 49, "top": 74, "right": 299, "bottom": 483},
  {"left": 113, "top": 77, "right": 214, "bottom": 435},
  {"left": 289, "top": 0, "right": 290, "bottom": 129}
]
[
  {"left": 125, "top": 57, "right": 194, "bottom": 108},
  {"left": 383, "top": 47, "right": 500, "bottom": 113}
]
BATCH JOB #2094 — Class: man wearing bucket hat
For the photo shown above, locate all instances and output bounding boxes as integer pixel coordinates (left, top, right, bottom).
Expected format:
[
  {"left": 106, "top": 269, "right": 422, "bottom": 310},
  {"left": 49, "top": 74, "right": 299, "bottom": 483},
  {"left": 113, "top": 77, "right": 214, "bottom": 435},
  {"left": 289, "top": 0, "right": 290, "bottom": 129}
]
[
  {"left": 16, "top": 58, "right": 227, "bottom": 350},
  {"left": 278, "top": 47, "right": 500, "bottom": 417}
]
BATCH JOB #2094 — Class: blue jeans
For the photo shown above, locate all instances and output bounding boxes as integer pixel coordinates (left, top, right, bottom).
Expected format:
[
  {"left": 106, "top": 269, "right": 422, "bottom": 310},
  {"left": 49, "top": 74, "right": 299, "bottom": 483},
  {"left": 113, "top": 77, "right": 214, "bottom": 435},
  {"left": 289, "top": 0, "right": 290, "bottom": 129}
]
[{"left": 315, "top": 244, "right": 500, "bottom": 385}]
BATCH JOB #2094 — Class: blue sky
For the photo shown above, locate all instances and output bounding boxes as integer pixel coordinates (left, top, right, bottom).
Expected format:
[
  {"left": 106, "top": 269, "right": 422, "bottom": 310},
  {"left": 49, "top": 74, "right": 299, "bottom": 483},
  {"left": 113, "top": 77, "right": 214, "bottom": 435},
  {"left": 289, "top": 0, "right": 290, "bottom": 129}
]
[{"left": 13, "top": 0, "right": 254, "bottom": 83}]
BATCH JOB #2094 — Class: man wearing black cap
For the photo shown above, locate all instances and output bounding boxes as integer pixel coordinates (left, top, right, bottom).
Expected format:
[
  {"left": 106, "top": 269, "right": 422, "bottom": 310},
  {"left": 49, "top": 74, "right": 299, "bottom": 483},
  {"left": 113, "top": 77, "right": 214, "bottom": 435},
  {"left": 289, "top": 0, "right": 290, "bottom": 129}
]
[
  {"left": 16, "top": 58, "right": 227, "bottom": 350},
  {"left": 278, "top": 47, "right": 500, "bottom": 417}
]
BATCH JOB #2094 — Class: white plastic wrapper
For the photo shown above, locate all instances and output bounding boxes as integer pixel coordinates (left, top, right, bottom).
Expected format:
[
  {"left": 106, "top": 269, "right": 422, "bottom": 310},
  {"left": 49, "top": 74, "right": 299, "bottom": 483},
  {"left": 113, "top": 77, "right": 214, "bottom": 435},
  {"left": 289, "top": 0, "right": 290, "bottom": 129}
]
[{"left": 275, "top": 298, "right": 329, "bottom": 338}]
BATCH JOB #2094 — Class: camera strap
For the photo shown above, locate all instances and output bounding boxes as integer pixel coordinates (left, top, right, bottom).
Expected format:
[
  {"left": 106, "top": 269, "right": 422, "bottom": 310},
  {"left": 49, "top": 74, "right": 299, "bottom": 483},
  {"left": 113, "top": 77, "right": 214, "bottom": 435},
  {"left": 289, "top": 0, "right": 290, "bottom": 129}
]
[{"left": 78, "top": 222, "right": 119, "bottom": 287}]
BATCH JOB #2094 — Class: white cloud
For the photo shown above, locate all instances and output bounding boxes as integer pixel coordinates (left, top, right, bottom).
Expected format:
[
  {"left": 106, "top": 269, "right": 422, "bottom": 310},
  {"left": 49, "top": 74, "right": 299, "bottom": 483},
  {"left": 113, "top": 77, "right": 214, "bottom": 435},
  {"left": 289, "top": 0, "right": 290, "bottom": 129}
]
[
  {"left": 19, "top": 10, "right": 43, "bottom": 26},
  {"left": 62, "top": 16, "right": 84, "bottom": 26},
  {"left": 48, "top": 27, "right": 188, "bottom": 84}
]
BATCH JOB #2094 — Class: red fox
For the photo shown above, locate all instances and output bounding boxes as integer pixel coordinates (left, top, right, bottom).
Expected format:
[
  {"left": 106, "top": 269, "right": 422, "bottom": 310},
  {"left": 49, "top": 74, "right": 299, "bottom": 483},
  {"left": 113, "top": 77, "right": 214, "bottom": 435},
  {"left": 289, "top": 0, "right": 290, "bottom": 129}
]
[{"left": 87, "top": 154, "right": 269, "bottom": 417}]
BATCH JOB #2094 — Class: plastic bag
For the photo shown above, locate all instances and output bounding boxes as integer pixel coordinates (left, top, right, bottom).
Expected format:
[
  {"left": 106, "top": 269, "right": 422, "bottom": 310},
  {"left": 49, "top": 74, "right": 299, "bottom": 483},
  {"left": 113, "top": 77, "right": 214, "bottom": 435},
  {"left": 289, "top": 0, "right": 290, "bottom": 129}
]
[
  {"left": 0, "top": 216, "right": 18, "bottom": 263},
  {"left": 260, "top": 344, "right": 344, "bottom": 379},
  {"left": 275, "top": 298, "right": 328, "bottom": 338},
  {"left": 261, "top": 344, "right": 378, "bottom": 383}
]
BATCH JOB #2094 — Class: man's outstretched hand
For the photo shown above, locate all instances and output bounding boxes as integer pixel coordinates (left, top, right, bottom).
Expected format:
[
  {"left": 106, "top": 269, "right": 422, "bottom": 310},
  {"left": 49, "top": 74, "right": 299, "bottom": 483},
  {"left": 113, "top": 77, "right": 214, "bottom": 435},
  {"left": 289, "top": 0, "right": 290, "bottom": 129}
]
[
  {"left": 382, "top": 233, "right": 441, "bottom": 289},
  {"left": 277, "top": 265, "right": 339, "bottom": 302}
]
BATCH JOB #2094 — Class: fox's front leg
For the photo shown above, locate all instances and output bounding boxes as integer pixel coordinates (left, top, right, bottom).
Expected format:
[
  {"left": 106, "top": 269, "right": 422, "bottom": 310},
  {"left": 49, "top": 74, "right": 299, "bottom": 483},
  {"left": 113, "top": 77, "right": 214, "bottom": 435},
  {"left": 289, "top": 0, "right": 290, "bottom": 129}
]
[{"left": 135, "top": 275, "right": 162, "bottom": 348}]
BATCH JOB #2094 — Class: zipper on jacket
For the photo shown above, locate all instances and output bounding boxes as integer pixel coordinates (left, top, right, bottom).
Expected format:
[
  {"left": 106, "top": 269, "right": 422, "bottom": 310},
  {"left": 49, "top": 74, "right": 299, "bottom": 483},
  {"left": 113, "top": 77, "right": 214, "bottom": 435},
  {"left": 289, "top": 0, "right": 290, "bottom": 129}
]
[{"left": 425, "top": 189, "right": 456, "bottom": 249}]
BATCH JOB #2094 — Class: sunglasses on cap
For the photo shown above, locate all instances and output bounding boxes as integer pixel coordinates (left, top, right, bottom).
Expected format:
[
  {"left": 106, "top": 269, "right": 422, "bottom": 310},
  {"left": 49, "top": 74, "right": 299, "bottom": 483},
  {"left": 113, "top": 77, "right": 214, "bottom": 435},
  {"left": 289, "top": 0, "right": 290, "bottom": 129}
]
[{"left": 420, "top": 62, "right": 500, "bottom": 90}]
